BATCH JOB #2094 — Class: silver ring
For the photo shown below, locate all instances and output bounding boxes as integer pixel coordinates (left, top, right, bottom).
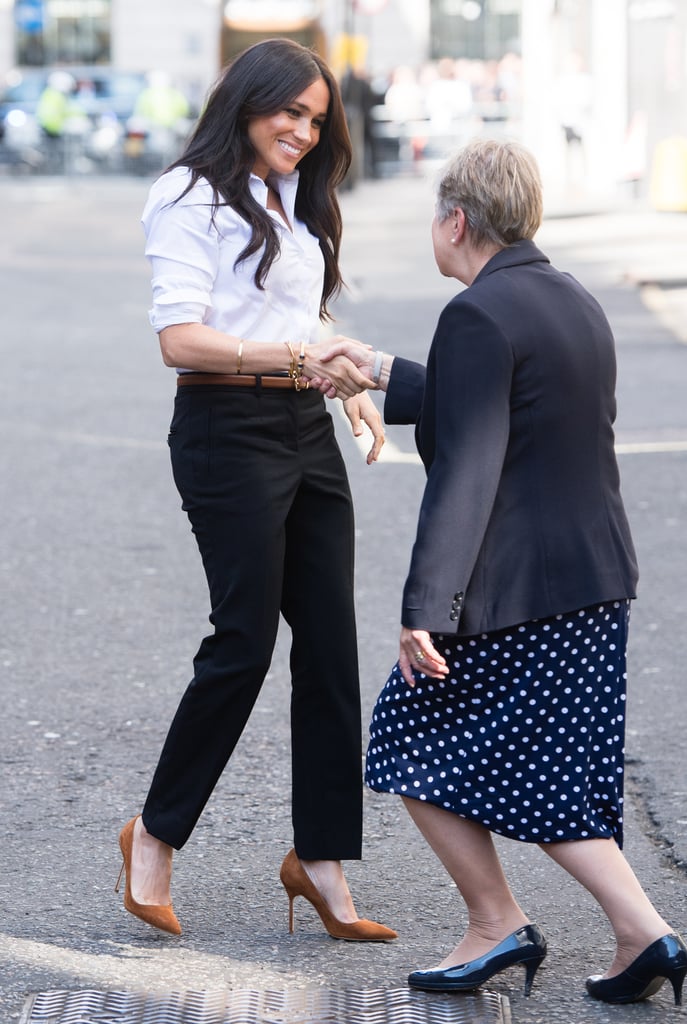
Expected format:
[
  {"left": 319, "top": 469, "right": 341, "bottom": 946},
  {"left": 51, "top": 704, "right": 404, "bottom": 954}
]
[{"left": 415, "top": 651, "right": 425, "bottom": 662}]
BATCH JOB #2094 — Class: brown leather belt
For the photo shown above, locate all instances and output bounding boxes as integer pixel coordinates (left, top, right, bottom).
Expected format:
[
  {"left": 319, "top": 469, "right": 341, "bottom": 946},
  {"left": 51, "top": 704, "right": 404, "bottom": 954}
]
[{"left": 177, "top": 373, "right": 306, "bottom": 390}]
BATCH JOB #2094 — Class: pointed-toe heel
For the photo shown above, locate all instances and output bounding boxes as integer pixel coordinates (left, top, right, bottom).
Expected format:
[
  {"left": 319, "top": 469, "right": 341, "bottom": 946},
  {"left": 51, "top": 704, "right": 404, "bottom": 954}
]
[
  {"left": 279, "top": 848, "right": 397, "bottom": 942},
  {"left": 116, "top": 816, "right": 182, "bottom": 936},
  {"left": 586, "top": 932, "right": 687, "bottom": 1006},
  {"left": 408, "top": 923, "right": 547, "bottom": 996}
]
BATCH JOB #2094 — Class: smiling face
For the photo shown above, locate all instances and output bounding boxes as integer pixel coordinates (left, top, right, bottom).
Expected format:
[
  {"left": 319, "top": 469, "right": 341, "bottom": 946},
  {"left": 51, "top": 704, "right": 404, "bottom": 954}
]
[{"left": 247, "top": 77, "right": 330, "bottom": 180}]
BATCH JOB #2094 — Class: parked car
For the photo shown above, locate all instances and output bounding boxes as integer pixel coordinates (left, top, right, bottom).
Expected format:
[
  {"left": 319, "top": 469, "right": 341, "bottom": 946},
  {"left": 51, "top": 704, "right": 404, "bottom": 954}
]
[
  {"left": 0, "top": 65, "right": 147, "bottom": 171},
  {"left": 0, "top": 65, "right": 147, "bottom": 127}
]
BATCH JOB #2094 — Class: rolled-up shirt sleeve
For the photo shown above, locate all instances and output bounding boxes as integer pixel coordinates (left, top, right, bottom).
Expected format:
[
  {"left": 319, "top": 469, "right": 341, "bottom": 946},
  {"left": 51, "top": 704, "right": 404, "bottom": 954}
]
[{"left": 142, "top": 174, "right": 220, "bottom": 332}]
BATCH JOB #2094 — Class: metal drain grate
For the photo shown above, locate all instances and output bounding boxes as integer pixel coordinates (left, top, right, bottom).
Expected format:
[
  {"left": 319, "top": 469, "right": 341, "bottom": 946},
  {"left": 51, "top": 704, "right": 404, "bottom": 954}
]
[{"left": 20, "top": 988, "right": 511, "bottom": 1024}]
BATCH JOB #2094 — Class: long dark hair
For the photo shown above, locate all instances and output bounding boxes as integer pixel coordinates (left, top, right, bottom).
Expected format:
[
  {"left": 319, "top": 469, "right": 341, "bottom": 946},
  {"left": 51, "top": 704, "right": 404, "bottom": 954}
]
[{"left": 168, "top": 38, "right": 352, "bottom": 320}]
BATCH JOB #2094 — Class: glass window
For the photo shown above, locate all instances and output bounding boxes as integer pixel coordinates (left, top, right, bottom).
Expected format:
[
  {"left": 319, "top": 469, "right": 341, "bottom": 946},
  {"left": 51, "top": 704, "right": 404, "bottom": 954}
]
[
  {"left": 430, "top": 0, "right": 519, "bottom": 61},
  {"left": 15, "top": 0, "right": 111, "bottom": 66}
]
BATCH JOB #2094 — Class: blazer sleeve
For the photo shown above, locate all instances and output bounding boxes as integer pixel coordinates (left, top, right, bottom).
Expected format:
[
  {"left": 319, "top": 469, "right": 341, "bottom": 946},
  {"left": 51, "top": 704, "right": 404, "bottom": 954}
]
[
  {"left": 383, "top": 356, "right": 426, "bottom": 424},
  {"left": 401, "top": 300, "right": 514, "bottom": 634}
]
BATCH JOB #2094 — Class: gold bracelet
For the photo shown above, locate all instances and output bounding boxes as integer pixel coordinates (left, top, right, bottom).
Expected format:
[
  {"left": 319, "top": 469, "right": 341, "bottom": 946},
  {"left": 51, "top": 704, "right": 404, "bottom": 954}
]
[
  {"left": 285, "top": 341, "right": 297, "bottom": 379},
  {"left": 236, "top": 339, "right": 244, "bottom": 375},
  {"left": 296, "top": 341, "right": 306, "bottom": 379}
]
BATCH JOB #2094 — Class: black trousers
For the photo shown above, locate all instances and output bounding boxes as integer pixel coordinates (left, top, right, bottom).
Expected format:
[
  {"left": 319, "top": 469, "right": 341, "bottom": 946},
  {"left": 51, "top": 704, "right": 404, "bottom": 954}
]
[{"left": 142, "top": 384, "right": 363, "bottom": 858}]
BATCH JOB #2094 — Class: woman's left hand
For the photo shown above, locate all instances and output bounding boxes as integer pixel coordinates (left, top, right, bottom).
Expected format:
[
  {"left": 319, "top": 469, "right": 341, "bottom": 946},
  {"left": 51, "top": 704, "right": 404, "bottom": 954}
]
[
  {"left": 343, "top": 394, "right": 385, "bottom": 464},
  {"left": 399, "top": 627, "right": 448, "bottom": 687}
]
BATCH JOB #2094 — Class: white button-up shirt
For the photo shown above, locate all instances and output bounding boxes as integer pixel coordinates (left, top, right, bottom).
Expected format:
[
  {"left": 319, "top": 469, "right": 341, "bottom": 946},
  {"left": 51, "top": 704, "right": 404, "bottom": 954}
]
[{"left": 141, "top": 166, "right": 325, "bottom": 348}]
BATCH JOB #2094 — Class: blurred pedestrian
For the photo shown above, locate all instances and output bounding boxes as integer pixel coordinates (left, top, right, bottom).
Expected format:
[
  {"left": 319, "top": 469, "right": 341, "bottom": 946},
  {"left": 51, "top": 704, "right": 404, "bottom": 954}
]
[
  {"left": 116, "top": 37, "right": 396, "bottom": 945},
  {"left": 425, "top": 58, "right": 472, "bottom": 131},
  {"left": 340, "top": 65, "right": 377, "bottom": 182},
  {"left": 554, "top": 51, "right": 593, "bottom": 189},
  {"left": 322, "top": 138, "right": 687, "bottom": 1004},
  {"left": 384, "top": 65, "right": 425, "bottom": 122},
  {"left": 127, "top": 70, "right": 193, "bottom": 171},
  {"left": 36, "top": 71, "right": 75, "bottom": 138},
  {"left": 133, "top": 70, "right": 190, "bottom": 129},
  {"left": 36, "top": 71, "right": 88, "bottom": 171}
]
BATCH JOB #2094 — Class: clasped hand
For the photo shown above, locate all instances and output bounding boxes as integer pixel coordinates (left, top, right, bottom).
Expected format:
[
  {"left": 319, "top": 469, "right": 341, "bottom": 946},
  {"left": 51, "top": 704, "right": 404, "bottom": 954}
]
[
  {"left": 303, "top": 336, "right": 377, "bottom": 399},
  {"left": 302, "top": 337, "right": 384, "bottom": 464}
]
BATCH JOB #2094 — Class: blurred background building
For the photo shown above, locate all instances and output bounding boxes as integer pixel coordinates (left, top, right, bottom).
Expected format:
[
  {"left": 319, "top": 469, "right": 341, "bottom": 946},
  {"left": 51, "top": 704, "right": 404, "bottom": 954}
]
[{"left": 0, "top": 0, "right": 686, "bottom": 206}]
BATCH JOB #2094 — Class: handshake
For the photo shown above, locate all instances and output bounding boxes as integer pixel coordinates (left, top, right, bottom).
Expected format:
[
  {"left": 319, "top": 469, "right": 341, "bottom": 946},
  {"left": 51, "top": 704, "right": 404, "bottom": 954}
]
[{"left": 303, "top": 337, "right": 392, "bottom": 400}]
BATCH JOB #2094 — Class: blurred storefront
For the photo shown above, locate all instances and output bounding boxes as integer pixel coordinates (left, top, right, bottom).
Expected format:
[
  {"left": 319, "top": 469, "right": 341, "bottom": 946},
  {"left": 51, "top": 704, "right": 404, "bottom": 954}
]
[
  {"left": 0, "top": 0, "right": 685, "bottom": 200},
  {"left": 221, "top": 0, "right": 324, "bottom": 62},
  {"left": 3, "top": 0, "right": 219, "bottom": 110},
  {"left": 430, "top": 0, "right": 520, "bottom": 59},
  {"left": 627, "top": 0, "right": 687, "bottom": 207}
]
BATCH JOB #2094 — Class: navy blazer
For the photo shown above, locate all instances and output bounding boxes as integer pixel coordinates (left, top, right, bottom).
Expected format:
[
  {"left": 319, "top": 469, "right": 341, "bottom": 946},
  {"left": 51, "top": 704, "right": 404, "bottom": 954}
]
[{"left": 385, "top": 240, "right": 638, "bottom": 636}]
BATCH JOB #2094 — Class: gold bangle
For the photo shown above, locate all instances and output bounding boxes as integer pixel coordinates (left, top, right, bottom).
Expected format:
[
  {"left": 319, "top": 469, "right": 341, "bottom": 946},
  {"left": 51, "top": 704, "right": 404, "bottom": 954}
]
[
  {"left": 285, "top": 341, "right": 297, "bottom": 379},
  {"left": 236, "top": 339, "right": 244, "bottom": 375}
]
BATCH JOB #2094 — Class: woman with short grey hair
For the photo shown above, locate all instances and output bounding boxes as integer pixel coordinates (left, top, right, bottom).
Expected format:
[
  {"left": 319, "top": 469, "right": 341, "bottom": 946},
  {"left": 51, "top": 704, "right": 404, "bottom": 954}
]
[{"left": 325, "top": 138, "right": 686, "bottom": 1006}]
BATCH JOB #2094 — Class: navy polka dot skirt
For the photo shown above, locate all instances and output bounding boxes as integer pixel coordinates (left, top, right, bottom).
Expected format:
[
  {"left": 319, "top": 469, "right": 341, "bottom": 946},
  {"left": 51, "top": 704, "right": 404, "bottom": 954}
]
[{"left": 366, "top": 602, "right": 629, "bottom": 847}]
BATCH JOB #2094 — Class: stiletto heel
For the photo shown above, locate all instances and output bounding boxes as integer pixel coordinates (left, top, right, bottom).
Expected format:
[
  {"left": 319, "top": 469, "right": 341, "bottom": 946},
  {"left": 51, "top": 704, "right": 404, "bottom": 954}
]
[
  {"left": 115, "top": 861, "right": 125, "bottom": 893},
  {"left": 116, "top": 816, "right": 182, "bottom": 936},
  {"left": 408, "top": 923, "right": 547, "bottom": 995},
  {"left": 523, "top": 954, "right": 546, "bottom": 997},
  {"left": 279, "top": 849, "right": 397, "bottom": 942},
  {"left": 667, "top": 966, "right": 683, "bottom": 1007},
  {"left": 670, "top": 966, "right": 686, "bottom": 1006},
  {"left": 586, "top": 932, "right": 687, "bottom": 1005}
]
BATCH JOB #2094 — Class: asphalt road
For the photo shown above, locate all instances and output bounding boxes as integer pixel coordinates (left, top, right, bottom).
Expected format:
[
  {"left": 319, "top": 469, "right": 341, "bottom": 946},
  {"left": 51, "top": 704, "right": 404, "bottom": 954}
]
[{"left": 0, "top": 171, "right": 685, "bottom": 1024}]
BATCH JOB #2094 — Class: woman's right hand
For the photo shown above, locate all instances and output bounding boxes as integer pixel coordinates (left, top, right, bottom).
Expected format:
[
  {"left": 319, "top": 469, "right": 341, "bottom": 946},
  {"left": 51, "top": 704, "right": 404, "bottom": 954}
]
[
  {"left": 312, "top": 337, "right": 394, "bottom": 396},
  {"left": 305, "top": 337, "right": 374, "bottom": 398},
  {"left": 399, "top": 627, "right": 448, "bottom": 688}
]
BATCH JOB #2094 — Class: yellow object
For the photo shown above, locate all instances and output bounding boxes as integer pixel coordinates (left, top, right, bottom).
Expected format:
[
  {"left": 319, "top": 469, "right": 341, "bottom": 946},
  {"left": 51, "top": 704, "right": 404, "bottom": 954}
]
[
  {"left": 331, "top": 34, "right": 368, "bottom": 77},
  {"left": 134, "top": 84, "right": 189, "bottom": 128},
  {"left": 649, "top": 136, "right": 687, "bottom": 212},
  {"left": 36, "top": 86, "right": 69, "bottom": 136}
]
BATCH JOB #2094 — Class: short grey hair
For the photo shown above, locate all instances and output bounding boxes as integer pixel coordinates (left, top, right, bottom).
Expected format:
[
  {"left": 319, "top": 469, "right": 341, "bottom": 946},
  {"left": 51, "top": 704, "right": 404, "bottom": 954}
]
[{"left": 435, "top": 138, "right": 543, "bottom": 248}]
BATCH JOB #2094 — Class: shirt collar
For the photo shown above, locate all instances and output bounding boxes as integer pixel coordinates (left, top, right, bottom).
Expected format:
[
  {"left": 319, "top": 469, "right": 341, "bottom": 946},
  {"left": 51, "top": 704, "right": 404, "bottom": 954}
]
[{"left": 249, "top": 170, "right": 300, "bottom": 225}]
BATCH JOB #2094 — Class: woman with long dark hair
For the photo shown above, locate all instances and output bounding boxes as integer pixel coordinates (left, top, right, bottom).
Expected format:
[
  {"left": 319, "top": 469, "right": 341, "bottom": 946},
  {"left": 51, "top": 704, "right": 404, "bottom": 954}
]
[{"left": 115, "top": 38, "right": 396, "bottom": 944}]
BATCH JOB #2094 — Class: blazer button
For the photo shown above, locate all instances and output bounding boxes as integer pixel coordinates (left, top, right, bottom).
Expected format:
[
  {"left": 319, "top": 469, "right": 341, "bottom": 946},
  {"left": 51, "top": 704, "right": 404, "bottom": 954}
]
[{"left": 449, "top": 611, "right": 458, "bottom": 621}]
